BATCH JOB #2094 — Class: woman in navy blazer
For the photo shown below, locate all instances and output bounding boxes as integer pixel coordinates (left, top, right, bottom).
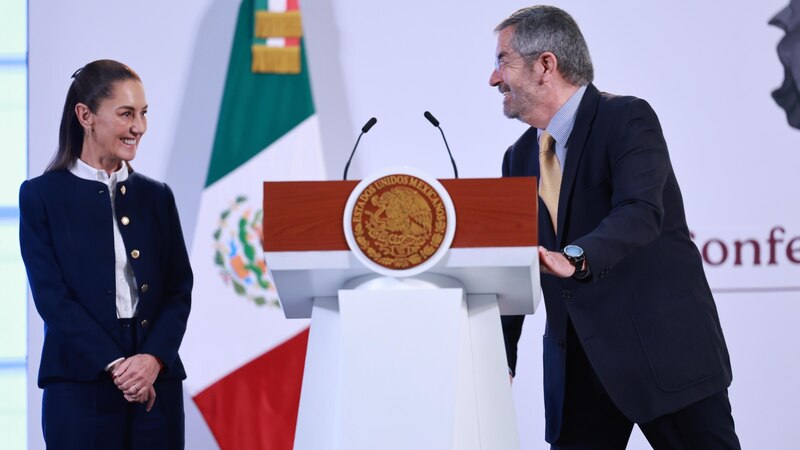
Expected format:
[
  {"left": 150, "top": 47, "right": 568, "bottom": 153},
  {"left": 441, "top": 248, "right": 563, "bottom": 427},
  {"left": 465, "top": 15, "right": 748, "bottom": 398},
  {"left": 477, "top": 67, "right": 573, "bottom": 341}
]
[{"left": 20, "top": 60, "right": 192, "bottom": 449}]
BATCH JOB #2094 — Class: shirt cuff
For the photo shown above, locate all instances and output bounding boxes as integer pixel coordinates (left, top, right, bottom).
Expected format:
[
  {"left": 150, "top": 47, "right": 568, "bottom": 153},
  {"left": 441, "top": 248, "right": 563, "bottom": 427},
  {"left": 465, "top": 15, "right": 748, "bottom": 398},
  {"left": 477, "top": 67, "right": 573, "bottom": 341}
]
[{"left": 105, "top": 357, "right": 125, "bottom": 372}]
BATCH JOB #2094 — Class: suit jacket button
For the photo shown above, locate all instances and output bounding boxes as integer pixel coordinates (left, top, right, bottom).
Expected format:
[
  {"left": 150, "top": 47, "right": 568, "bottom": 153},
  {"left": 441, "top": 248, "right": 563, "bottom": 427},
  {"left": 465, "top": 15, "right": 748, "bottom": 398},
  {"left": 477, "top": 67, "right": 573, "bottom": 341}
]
[
  {"left": 140, "top": 284, "right": 149, "bottom": 293},
  {"left": 120, "top": 216, "right": 130, "bottom": 226},
  {"left": 130, "top": 249, "right": 140, "bottom": 259},
  {"left": 557, "top": 340, "right": 565, "bottom": 349},
  {"left": 561, "top": 290, "right": 572, "bottom": 300},
  {"left": 140, "top": 319, "right": 149, "bottom": 328}
]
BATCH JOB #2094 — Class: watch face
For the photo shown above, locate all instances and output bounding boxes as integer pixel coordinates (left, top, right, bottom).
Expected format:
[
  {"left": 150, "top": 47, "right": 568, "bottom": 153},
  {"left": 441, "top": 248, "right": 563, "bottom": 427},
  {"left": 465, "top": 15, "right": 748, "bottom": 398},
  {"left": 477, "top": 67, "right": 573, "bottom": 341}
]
[{"left": 563, "top": 245, "right": 584, "bottom": 258}]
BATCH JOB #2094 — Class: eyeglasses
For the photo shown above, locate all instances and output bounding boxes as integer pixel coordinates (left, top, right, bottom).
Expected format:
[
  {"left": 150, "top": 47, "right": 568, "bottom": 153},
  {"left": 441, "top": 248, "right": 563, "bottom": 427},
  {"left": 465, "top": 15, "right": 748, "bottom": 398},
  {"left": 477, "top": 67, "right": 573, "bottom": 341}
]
[{"left": 494, "top": 52, "right": 539, "bottom": 71}]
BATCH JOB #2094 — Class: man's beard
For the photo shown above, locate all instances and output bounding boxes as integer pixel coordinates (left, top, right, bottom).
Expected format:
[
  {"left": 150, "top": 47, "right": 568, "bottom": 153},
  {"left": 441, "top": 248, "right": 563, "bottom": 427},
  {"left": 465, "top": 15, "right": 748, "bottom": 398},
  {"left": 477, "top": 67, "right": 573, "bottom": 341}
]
[{"left": 503, "top": 88, "right": 535, "bottom": 122}]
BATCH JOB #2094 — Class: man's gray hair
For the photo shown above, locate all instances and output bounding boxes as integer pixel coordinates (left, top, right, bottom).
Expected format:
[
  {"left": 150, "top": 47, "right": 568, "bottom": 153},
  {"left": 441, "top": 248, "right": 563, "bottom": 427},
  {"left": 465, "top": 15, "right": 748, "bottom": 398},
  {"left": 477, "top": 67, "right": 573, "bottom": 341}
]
[{"left": 496, "top": 5, "right": 594, "bottom": 86}]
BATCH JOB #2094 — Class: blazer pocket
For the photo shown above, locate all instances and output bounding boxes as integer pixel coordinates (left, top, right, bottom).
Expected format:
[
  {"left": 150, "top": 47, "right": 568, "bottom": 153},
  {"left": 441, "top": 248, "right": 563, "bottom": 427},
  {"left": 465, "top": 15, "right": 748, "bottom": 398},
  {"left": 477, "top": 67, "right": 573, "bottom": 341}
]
[{"left": 631, "top": 292, "right": 721, "bottom": 392}]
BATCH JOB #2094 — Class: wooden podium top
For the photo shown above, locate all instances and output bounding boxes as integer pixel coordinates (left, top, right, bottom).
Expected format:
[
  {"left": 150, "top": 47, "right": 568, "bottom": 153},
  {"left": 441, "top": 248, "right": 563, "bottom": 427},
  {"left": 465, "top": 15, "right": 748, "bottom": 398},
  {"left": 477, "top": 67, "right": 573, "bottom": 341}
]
[{"left": 262, "top": 177, "right": 537, "bottom": 252}]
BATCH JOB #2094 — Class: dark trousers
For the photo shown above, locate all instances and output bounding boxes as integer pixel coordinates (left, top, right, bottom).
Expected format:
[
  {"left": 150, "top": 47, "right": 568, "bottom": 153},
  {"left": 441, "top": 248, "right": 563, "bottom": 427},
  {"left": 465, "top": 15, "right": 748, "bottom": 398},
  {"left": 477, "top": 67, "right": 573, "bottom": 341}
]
[
  {"left": 552, "top": 322, "right": 741, "bottom": 450},
  {"left": 41, "top": 319, "right": 185, "bottom": 450}
]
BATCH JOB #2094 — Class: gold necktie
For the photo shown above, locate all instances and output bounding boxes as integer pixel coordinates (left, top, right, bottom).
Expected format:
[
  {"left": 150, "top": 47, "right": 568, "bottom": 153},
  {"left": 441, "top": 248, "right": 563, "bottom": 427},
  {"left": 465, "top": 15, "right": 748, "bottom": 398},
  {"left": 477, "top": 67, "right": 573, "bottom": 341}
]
[{"left": 538, "top": 131, "right": 561, "bottom": 231}]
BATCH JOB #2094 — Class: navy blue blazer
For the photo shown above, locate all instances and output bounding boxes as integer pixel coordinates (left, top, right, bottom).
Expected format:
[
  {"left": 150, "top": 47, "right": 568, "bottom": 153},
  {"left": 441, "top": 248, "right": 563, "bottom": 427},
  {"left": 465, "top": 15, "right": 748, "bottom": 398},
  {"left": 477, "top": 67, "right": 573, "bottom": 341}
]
[
  {"left": 501, "top": 84, "right": 732, "bottom": 441},
  {"left": 20, "top": 169, "right": 192, "bottom": 388}
]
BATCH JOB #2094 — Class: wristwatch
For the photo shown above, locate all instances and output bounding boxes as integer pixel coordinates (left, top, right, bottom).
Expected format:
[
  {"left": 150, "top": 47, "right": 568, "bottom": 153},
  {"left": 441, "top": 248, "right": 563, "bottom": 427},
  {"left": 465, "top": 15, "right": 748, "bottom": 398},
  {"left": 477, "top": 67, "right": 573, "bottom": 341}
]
[{"left": 562, "top": 245, "right": 589, "bottom": 280}]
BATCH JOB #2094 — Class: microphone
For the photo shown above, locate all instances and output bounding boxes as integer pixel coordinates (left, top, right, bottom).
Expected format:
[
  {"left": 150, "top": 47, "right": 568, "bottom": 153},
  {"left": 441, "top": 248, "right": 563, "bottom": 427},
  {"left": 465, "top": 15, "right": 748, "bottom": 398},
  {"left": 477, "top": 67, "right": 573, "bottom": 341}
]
[
  {"left": 423, "top": 111, "right": 458, "bottom": 179},
  {"left": 361, "top": 116, "right": 377, "bottom": 133},
  {"left": 343, "top": 117, "right": 378, "bottom": 180}
]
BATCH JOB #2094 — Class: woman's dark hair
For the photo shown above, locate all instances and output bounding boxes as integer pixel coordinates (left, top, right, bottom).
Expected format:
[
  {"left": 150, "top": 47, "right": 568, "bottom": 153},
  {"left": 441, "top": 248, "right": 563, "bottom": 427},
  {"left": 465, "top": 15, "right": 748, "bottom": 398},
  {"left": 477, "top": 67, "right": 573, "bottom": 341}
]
[{"left": 45, "top": 59, "right": 141, "bottom": 172}]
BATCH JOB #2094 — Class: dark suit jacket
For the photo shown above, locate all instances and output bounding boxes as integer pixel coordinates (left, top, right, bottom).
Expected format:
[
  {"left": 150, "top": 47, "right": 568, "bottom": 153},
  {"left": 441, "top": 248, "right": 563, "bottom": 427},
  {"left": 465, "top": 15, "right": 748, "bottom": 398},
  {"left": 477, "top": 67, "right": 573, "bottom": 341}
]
[
  {"left": 501, "top": 84, "right": 732, "bottom": 442},
  {"left": 20, "top": 169, "right": 192, "bottom": 388}
]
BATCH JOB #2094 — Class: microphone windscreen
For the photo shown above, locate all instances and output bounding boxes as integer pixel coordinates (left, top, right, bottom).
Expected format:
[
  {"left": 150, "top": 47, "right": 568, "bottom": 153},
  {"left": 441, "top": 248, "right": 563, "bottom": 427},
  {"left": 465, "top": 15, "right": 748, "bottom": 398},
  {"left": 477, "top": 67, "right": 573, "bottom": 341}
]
[
  {"left": 423, "top": 111, "right": 439, "bottom": 127},
  {"left": 361, "top": 117, "right": 378, "bottom": 133}
]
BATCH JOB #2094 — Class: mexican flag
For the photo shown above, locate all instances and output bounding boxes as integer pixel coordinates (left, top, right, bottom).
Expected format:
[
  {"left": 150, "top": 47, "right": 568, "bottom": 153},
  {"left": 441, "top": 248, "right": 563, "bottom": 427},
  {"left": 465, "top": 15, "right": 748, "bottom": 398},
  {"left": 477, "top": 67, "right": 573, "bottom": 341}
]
[{"left": 182, "top": 0, "right": 325, "bottom": 448}]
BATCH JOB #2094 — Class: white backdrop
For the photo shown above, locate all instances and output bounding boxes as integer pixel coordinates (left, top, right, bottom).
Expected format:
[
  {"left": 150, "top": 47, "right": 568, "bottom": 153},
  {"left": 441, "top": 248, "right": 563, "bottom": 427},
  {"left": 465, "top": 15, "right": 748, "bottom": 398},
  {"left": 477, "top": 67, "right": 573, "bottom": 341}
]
[{"left": 27, "top": 0, "right": 800, "bottom": 448}]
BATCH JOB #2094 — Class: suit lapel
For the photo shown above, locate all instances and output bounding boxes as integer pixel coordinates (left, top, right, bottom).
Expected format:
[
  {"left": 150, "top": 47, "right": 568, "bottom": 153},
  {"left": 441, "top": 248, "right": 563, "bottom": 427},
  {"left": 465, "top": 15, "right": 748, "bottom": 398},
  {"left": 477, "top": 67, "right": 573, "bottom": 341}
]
[
  {"left": 516, "top": 127, "right": 540, "bottom": 177},
  {"left": 508, "top": 127, "right": 557, "bottom": 246},
  {"left": 555, "top": 84, "right": 601, "bottom": 243}
]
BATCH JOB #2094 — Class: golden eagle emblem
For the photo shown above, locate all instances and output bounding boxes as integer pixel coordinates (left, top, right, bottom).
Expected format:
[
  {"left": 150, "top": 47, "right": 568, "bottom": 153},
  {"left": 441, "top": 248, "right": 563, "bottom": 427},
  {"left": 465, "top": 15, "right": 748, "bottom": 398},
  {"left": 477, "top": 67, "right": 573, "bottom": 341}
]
[{"left": 351, "top": 175, "right": 447, "bottom": 270}]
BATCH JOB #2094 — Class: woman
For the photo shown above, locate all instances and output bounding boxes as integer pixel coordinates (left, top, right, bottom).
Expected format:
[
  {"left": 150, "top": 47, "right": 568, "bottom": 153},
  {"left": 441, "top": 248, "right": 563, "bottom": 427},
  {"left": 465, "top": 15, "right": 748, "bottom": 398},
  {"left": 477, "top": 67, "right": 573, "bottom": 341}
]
[{"left": 19, "top": 59, "right": 192, "bottom": 449}]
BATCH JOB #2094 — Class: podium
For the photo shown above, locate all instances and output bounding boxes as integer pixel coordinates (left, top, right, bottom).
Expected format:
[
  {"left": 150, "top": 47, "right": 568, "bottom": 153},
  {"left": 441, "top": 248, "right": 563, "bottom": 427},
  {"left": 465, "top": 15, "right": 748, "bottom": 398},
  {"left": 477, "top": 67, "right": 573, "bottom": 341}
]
[{"left": 263, "top": 170, "right": 540, "bottom": 450}]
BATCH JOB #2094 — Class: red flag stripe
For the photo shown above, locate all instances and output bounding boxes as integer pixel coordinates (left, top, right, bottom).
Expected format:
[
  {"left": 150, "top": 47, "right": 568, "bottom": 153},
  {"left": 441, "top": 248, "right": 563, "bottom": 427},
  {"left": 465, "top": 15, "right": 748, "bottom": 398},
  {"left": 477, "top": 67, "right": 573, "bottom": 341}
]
[
  {"left": 193, "top": 329, "right": 309, "bottom": 450},
  {"left": 285, "top": 0, "right": 300, "bottom": 46}
]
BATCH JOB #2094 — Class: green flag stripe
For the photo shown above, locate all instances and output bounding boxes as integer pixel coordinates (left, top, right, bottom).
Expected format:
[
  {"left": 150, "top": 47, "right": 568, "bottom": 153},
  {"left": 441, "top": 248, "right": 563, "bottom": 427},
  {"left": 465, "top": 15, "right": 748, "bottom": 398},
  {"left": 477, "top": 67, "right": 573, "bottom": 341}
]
[{"left": 205, "top": 0, "right": 315, "bottom": 187}]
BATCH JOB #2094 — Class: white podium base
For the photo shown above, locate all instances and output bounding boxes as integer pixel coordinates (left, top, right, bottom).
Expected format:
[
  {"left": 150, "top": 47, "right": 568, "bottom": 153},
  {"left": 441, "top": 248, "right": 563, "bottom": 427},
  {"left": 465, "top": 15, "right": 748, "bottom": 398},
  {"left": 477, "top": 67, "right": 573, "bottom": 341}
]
[{"left": 293, "top": 275, "right": 519, "bottom": 450}]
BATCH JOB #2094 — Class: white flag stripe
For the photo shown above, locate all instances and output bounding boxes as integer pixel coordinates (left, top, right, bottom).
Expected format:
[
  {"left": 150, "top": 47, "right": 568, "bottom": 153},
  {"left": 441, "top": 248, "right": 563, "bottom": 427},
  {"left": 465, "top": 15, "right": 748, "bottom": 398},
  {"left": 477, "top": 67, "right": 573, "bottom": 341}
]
[
  {"left": 268, "top": 0, "right": 287, "bottom": 12},
  {"left": 266, "top": 37, "right": 286, "bottom": 48},
  {"left": 183, "top": 115, "right": 325, "bottom": 393}
]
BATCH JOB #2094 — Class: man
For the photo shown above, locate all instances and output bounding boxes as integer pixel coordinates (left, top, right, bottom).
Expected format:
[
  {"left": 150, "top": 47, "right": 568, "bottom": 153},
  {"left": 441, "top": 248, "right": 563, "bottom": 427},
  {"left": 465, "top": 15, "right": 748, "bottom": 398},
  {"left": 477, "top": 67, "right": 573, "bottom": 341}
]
[{"left": 491, "top": 6, "right": 740, "bottom": 449}]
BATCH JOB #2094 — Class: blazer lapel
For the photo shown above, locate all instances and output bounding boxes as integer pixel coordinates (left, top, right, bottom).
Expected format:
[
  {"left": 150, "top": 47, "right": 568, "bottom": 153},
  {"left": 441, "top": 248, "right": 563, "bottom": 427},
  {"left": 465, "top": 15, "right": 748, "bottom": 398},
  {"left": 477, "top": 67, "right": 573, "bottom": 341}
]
[
  {"left": 508, "top": 126, "right": 558, "bottom": 245},
  {"left": 517, "top": 126, "right": 540, "bottom": 177},
  {"left": 556, "top": 84, "right": 601, "bottom": 243}
]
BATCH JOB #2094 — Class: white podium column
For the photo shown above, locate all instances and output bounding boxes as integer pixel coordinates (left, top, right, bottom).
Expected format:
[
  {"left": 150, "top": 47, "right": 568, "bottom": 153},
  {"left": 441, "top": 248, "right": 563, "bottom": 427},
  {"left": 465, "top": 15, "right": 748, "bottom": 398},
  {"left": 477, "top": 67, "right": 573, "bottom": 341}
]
[{"left": 293, "top": 275, "right": 519, "bottom": 450}]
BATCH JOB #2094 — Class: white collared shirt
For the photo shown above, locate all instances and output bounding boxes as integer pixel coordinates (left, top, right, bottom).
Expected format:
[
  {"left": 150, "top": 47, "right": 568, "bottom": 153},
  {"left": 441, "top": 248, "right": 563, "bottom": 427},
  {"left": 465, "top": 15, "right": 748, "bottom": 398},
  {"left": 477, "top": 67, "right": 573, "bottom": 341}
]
[{"left": 69, "top": 159, "right": 139, "bottom": 319}]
